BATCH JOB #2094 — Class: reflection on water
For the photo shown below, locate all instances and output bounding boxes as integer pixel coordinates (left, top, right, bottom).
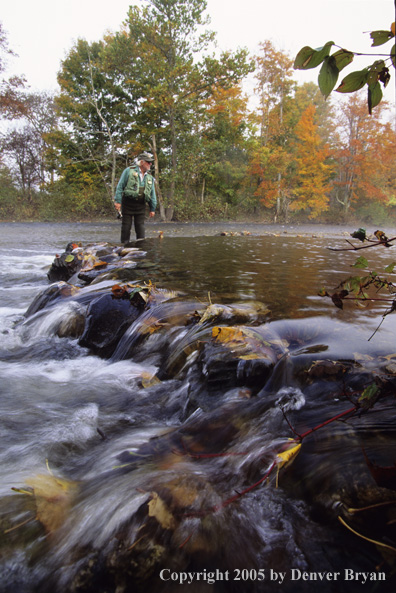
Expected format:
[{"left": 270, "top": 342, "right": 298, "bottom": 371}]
[{"left": 1, "top": 223, "right": 396, "bottom": 593}]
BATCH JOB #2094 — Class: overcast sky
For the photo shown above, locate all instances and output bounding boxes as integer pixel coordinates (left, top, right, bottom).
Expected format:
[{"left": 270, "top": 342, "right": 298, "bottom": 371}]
[{"left": 2, "top": 0, "right": 395, "bottom": 106}]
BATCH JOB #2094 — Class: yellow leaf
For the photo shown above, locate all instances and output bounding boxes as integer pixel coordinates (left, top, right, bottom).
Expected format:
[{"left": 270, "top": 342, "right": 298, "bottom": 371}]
[
  {"left": 141, "top": 372, "right": 161, "bottom": 388},
  {"left": 391, "top": 22, "right": 395, "bottom": 36},
  {"left": 212, "top": 326, "right": 245, "bottom": 344},
  {"left": 147, "top": 492, "right": 176, "bottom": 529},
  {"left": 138, "top": 316, "right": 165, "bottom": 335},
  {"left": 163, "top": 480, "right": 198, "bottom": 507},
  {"left": 25, "top": 474, "right": 78, "bottom": 533},
  {"left": 276, "top": 440, "right": 301, "bottom": 469},
  {"left": 199, "top": 304, "right": 225, "bottom": 324}
]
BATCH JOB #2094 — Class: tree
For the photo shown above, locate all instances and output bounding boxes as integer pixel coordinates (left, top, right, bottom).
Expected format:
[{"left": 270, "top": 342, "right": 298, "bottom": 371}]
[
  {"left": 0, "top": 22, "right": 26, "bottom": 119},
  {"left": 249, "top": 41, "right": 296, "bottom": 221},
  {"left": 53, "top": 2, "right": 253, "bottom": 220},
  {"left": 56, "top": 38, "right": 133, "bottom": 201},
  {"left": 291, "top": 104, "right": 332, "bottom": 218},
  {"left": 293, "top": 82, "right": 337, "bottom": 148},
  {"left": 331, "top": 94, "right": 396, "bottom": 217},
  {"left": 200, "top": 84, "right": 252, "bottom": 207},
  {"left": 24, "top": 92, "right": 59, "bottom": 185},
  {"left": 2, "top": 126, "right": 42, "bottom": 198},
  {"left": 121, "top": 0, "right": 253, "bottom": 219}
]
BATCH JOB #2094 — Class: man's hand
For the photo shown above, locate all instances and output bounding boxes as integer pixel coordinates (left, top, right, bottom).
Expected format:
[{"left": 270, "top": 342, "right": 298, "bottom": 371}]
[
  {"left": 149, "top": 211, "right": 155, "bottom": 218},
  {"left": 114, "top": 202, "right": 121, "bottom": 212}
]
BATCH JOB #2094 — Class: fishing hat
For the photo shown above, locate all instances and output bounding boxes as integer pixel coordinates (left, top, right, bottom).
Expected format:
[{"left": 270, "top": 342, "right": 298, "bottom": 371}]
[{"left": 138, "top": 151, "right": 154, "bottom": 162}]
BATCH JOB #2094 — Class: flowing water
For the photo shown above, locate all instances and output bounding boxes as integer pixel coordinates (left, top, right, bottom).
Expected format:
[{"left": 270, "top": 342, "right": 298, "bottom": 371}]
[{"left": 1, "top": 221, "right": 396, "bottom": 593}]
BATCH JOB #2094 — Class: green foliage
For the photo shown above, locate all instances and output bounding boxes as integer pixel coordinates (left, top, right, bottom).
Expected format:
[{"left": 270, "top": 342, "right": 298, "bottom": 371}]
[
  {"left": 0, "top": 166, "right": 19, "bottom": 218},
  {"left": 323, "top": 229, "right": 396, "bottom": 324},
  {"left": 294, "top": 21, "right": 395, "bottom": 113},
  {"left": 172, "top": 193, "right": 229, "bottom": 221},
  {"left": 352, "top": 255, "right": 369, "bottom": 269}
]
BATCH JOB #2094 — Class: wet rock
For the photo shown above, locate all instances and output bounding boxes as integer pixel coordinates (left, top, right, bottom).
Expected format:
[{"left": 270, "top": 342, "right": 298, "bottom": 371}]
[
  {"left": 47, "top": 244, "right": 83, "bottom": 282},
  {"left": 56, "top": 304, "right": 86, "bottom": 339},
  {"left": 25, "top": 282, "right": 79, "bottom": 318},
  {"left": 78, "top": 293, "right": 142, "bottom": 357}
]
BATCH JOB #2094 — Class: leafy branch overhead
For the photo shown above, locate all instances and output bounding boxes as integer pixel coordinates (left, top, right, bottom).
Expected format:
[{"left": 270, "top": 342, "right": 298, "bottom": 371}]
[
  {"left": 294, "top": 22, "right": 395, "bottom": 113},
  {"left": 321, "top": 229, "right": 396, "bottom": 338}
]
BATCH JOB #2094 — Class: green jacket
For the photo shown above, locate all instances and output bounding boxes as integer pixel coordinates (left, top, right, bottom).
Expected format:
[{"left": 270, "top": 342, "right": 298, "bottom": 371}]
[{"left": 114, "top": 166, "right": 157, "bottom": 211}]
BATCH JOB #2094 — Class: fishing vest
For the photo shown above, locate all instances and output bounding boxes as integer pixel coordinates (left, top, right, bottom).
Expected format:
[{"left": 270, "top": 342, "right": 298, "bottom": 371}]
[{"left": 123, "top": 167, "right": 154, "bottom": 203}]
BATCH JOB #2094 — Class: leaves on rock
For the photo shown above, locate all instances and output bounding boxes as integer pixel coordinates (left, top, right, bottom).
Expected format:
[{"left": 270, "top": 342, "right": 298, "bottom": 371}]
[
  {"left": 23, "top": 473, "right": 78, "bottom": 533},
  {"left": 147, "top": 492, "right": 176, "bottom": 530},
  {"left": 358, "top": 383, "right": 380, "bottom": 410}
]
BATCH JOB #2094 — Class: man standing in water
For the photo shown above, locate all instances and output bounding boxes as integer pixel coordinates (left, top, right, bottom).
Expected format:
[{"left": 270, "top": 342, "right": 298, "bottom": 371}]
[{"left": 114, "top": 152, "right": 157, "bottom": 243}]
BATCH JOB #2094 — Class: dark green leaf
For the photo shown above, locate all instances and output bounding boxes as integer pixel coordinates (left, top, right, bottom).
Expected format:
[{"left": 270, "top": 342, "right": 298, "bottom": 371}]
[
  {"left": 370, "top": 30, "right": 394, "bottom": 47},
  {"left": 331, "top": 295, "right": 344, "bottom": 309},
  {"left": 367, "top": 60, "right": 386, "bottom": 85},
  {"left": 391, "top": 44, "right": 396, "bottom": 68},
  {"left": 336, "top": 69, "right": 369, "bottom": 93},
  {"left": 129, "top": 286, "right": 145, "bottom": 297},
  {"left": 353, "top": 256, "right": 369, "bottom": 269},
  {"left": 351, "top": 228, "right": 366, "bottom": 241},
  {"left": 318, "top": 56, "right": 339, "bottom": 97},
  {"left": 359, "top": 383, "right": 379, "bottom": 410},
  {"left": 332, "top": 49, "right": 354, "bottom": 72},
  {"left": 368, "top": 81, "right": 383, "bottom": 114},
  {"left": 294, "top": 41, "right": 334, "bottom": 70}
]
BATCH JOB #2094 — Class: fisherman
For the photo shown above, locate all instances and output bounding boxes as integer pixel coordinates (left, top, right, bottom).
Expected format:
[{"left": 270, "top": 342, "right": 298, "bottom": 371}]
[{"left": 114, "top": 152, "right": 157, "bottom": 243}]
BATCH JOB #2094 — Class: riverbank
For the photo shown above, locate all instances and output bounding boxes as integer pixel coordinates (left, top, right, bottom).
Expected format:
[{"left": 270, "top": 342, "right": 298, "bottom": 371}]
[{"left": 0, "top": 219, "right": 374, "bottom": 240}]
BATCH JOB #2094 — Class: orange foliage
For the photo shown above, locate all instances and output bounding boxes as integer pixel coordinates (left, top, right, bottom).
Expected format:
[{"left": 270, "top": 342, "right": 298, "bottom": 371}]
[
  {"left": 291, "top": 105, "right": 332, "bottom": 218},
  {"left": 332, "top": 95, "right": 396, "bottom": 212}
]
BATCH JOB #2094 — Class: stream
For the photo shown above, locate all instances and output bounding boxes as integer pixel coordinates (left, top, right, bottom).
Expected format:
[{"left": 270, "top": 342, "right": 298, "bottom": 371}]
[{"left": 1, "top": 221, "right": 396, "bottom": 593}]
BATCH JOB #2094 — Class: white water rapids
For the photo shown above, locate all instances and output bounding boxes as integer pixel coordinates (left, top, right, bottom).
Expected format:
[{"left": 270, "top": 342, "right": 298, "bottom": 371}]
[{"left": 1, "top": 222, "right": 396, "bottom": 593}]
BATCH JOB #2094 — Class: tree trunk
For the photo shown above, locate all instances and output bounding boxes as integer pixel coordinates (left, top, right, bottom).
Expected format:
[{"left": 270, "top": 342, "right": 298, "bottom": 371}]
[
  {"left": 168, "top": 106, "right": 177, "bottom": 221},
  {"left": 151, "top": 133, "right": 166, "bottom": 221},
  {"left": 201, "top": 178, "right": 205, "bottom": 205}
]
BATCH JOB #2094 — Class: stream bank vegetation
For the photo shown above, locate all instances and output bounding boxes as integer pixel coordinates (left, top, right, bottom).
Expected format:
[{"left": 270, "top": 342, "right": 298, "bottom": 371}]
[{"left": 0, "top": 2, "right": 395, "bottom": 224}]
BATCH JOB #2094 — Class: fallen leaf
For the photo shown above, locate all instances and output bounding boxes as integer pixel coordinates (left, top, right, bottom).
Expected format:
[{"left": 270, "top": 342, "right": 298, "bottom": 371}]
[
  {"left": 147, "top": 492, "right": 176, "bottom": 529},
  {"left": 25, "top": 474, "right": 78, "bottom": 533}
]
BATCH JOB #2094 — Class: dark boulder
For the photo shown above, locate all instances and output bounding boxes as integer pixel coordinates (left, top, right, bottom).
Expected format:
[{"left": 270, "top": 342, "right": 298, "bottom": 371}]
[
  {"left": 78, "top": 292, "right": 142, "bottom": 357},
  {"left": 47, "top": 243, "right": 83, "bottom": 282}
]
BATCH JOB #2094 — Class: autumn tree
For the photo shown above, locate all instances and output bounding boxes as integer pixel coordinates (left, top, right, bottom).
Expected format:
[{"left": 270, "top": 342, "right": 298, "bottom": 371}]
[
  {"left": 293, "top": 82, "right": 337, "bottom": 148},
  {"left": 291, "top": 104, "right": 332, "bottom": 218},
  {"left": 250, "top": 41, "right": 296, "bottom": 221},
  {"left": 120, "top": 0, "right": 253, "bottom": 219},
  {"left": 331, "top": 94, "right": 396, "bottom": 218},
  {"left": 199, "top": 84, "right": 253, "bottom": 210},
  {"left": 0, "top": 22, "right": 26, "bottom": 119}
]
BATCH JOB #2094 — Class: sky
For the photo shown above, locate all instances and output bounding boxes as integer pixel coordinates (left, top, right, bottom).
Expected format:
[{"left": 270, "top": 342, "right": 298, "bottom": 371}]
[{"left": 1, "top": 0, "right": 395, "bottom": 107}]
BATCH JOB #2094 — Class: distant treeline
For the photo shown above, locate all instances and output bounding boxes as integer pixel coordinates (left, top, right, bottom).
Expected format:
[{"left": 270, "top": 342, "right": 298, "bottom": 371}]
[{"left": 1, "top": 2, "right": 395, "bottom": 224}]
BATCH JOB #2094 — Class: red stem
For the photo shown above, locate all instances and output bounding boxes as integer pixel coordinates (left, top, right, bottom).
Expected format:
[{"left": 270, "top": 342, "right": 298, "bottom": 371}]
[{"left": 299, "top": 406, "right": 357, "bottom": 440}]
